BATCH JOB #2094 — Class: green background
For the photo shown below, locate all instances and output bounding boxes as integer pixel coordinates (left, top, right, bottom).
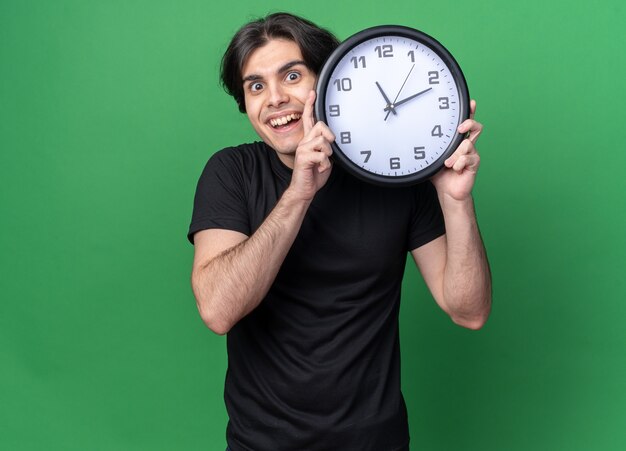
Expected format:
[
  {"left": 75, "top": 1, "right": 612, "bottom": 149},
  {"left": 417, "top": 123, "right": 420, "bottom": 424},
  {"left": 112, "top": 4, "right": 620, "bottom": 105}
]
[{"left": 1, "top": 0, "right": 624, "bottom": 449}]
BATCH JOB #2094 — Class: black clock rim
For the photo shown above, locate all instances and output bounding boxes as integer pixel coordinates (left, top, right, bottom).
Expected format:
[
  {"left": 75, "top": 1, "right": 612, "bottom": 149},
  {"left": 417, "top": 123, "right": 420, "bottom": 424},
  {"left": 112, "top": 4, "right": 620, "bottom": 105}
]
[{"left": 314, "top": 25, "right": 470, "bottom": 187}]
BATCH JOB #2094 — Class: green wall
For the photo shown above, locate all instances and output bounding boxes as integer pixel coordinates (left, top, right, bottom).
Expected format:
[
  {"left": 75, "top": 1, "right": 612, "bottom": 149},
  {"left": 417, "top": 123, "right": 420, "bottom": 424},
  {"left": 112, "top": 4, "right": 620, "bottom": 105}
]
[{"left": 1, "top": 0, "right": 624, "bottom": 449}]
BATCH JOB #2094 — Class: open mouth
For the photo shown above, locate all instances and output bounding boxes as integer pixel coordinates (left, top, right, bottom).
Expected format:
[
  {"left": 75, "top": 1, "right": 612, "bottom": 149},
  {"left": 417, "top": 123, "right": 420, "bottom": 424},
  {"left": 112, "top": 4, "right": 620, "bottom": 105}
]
[{"left": 269, "top": 113, "right": 302, "bottom": 129}]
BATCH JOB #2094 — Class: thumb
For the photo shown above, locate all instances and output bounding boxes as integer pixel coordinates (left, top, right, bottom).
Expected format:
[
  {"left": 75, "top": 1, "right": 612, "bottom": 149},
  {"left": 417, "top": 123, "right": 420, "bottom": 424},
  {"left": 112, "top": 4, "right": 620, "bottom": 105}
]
[{"left": 469, "top": 99, "right": 477, "bottom": 120}]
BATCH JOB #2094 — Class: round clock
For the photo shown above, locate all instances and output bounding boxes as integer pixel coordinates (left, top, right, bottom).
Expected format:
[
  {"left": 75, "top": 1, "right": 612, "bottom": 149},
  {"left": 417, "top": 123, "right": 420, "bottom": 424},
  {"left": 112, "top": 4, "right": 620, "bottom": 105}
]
[{"left": 314, "top": 25, "right": 470, "bottom": 186}]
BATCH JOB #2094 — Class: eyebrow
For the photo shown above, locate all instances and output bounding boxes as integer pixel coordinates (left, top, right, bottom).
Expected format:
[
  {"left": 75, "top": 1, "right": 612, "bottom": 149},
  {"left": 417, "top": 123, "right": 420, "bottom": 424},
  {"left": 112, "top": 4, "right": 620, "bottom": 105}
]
[{"left": 242, "top": 60, "right": 307, "bottom": 83}]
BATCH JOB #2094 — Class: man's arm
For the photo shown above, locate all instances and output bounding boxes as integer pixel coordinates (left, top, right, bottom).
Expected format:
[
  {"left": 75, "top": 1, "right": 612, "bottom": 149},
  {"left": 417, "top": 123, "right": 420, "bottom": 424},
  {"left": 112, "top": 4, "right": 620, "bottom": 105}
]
[
  {"left": 411, "top": 199, "right": 491, "bottom": 329},
  {"left": 191, "top": 191, "right": 311, "bottom": 335},
  {"left": 411, "top": 100, "right": 492, "bottom": 330},
  {"left": 191, "top": 91, "right": 334, "bottom": 335}
]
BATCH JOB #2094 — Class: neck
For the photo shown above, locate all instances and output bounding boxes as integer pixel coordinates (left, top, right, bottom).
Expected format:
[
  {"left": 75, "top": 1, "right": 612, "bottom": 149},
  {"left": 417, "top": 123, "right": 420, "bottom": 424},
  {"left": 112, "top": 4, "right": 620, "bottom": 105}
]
[{"left": 276, "top": 152, "right": 295, "bottom": 170}]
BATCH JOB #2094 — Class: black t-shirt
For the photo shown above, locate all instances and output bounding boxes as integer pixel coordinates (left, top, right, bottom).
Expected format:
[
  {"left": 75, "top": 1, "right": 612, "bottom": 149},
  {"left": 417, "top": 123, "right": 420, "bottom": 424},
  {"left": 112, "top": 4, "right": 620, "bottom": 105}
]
[{"left": 189, "top": 142, "right": 445, "bottom": 451}]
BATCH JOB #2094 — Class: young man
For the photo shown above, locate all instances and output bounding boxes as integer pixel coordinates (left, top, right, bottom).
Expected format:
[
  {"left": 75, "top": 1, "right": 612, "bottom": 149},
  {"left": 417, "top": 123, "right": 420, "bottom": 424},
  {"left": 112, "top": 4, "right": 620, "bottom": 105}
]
[{"left": 188, "top": 13, "right": 491, "bottom": 451}]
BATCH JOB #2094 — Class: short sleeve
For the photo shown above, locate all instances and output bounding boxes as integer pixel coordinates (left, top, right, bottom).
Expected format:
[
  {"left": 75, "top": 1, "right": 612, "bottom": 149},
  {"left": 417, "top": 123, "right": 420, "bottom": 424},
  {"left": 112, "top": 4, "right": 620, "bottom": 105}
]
[
  {"left": 407, "top": 181, "right": 446, "bottom": 251},
  {"left": 187, "top": 149, "right": 251, "bottom": 244}
]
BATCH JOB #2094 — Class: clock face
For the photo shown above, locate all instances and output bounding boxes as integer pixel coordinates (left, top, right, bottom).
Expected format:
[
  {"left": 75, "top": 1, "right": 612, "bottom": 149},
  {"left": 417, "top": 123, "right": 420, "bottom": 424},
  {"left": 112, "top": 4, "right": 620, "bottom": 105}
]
[{"left": 315, "top": 26, "right": 469, "bottom": 186}]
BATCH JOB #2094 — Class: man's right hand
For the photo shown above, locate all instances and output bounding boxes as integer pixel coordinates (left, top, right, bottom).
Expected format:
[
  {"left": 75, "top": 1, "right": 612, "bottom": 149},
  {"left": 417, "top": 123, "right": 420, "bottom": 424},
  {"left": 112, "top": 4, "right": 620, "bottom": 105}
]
[
  {"left": 289, "top": 90, "right": 335, "bottom": 202},
  {"left": 192, "top": 92, "right": 336, "bottom": 335}
]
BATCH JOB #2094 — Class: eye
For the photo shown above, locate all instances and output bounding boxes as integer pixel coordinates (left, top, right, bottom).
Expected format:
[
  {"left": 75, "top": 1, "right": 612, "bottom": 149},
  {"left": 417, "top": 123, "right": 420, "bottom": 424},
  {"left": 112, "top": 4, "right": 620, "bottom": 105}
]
[
  {"left": 249, "top": 82, "right": 264, "bottom": 92},
  {"left": 286, "top": 71, "right": 301, "bottom": 82}
]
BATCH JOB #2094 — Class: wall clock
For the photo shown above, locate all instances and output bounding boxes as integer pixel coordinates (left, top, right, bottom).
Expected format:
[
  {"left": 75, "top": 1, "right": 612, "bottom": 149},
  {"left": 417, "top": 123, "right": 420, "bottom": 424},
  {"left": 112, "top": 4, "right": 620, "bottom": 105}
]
[{"left": 314, "top": 25, "right": 470, "bottom": 186}]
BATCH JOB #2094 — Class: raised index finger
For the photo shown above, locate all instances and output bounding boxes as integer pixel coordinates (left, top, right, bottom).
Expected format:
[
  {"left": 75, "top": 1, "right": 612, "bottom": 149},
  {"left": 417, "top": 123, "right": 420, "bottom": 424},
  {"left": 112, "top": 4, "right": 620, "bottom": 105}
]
[{"left": 302, "top": 90, "right": 316, "bottom": 136}]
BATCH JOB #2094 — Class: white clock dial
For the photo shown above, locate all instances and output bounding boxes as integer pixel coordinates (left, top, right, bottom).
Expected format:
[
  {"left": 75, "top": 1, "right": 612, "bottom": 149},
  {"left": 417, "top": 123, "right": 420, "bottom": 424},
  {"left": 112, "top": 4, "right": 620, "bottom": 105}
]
[{"left": 316, "top": 27, "right": 469, "bottom": 186}]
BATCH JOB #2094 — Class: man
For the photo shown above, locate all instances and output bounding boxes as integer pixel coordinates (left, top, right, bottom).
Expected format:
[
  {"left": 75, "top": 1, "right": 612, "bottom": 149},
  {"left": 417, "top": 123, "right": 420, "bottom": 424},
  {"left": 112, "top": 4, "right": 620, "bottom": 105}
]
[{"left": 188, "top": 12, "right": 491, "bottom": 451}]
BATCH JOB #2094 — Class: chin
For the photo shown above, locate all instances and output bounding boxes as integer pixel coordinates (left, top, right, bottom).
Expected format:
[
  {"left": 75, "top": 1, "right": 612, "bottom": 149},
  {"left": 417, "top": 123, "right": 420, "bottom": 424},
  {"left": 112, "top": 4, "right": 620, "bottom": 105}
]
[
  {"left": 268, "top": 136, "right": 301, "bottom": 154},
  {"left": 271, "top": 145, "right": 297, "bottom": 157}
]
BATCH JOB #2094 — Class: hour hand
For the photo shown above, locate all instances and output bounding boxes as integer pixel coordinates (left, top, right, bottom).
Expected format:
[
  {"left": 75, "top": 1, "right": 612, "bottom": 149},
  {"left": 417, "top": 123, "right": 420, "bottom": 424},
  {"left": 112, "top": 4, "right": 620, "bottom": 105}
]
[
  {"left": 375, "top": 81, "right": 397, "bottom": 116},
  {"left": 384, "top": 87, "right": 433, "bottom": 112}
]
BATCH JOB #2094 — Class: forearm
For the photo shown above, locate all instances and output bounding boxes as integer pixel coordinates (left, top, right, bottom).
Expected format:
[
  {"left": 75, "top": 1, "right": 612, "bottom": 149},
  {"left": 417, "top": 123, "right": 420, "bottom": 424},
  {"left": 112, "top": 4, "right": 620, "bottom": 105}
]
[
  {"left": 439, "top": 193, "right": 492, "bottom": 329},
  {"left": 192, "top": 189, "right": 310, "bottom": 334}
]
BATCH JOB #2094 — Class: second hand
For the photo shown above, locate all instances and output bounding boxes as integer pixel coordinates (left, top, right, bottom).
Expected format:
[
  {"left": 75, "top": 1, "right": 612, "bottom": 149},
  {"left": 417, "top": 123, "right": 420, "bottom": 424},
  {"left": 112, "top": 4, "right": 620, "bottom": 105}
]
[{"left": 385, "top": 63, "right": 415, "bottom": 121}]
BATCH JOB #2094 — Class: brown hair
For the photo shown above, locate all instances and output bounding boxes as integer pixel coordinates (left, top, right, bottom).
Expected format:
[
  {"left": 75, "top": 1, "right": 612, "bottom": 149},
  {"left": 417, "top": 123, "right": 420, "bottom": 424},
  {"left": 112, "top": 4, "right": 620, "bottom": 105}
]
[{"left": 220, "top": 12, "right": 339, "bottom": 113}]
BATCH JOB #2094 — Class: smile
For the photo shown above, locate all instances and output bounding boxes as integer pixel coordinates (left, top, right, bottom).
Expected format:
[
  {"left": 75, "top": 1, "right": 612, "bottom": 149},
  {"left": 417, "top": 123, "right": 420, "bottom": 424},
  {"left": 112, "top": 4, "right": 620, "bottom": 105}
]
[{"left": 268, "top": 113, "right": 302, "bottom": 128}]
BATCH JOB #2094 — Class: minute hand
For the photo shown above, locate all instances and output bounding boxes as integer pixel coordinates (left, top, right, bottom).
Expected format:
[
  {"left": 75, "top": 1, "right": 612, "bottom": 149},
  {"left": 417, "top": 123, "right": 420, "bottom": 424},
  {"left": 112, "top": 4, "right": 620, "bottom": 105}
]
[{"left": 384, "top": 87, "right": 433, "bottom": 111}]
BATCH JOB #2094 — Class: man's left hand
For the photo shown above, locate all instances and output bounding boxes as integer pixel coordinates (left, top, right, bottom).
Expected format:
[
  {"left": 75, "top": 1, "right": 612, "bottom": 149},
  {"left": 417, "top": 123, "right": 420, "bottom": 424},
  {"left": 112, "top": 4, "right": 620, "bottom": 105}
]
[{"left": 431, "top": 100, "right": 483, "bottom": 201}]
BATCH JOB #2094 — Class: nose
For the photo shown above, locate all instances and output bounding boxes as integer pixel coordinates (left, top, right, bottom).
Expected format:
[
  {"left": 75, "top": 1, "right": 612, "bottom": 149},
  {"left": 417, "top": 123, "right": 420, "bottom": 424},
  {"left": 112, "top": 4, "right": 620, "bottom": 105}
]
[{"left": 266, "top": 82, "right": 289, "bottom": 108}]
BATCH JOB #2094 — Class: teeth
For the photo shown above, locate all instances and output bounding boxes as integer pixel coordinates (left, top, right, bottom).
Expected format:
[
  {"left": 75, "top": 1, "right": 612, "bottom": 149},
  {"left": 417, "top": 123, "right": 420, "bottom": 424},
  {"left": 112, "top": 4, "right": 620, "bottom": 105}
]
[{"left": 270, "top": 113, "right": 301, "bottom": 128}]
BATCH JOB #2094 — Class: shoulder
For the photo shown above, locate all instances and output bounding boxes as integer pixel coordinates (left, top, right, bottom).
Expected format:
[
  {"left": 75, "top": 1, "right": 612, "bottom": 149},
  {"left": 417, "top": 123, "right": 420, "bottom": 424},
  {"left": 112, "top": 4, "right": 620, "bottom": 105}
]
[
  {"left": 198, "top": 141, "right": 274, "bottom": 183},
  {"left": 205, "top": 141, "right": 268, "bottom": 169}
]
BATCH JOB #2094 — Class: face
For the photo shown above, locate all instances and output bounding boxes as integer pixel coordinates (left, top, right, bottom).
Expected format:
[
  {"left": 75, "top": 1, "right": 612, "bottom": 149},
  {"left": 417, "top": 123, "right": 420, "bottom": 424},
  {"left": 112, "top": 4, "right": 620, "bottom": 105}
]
[{"left": 241, "top": 39, "right": 316, "bottom": 168}]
